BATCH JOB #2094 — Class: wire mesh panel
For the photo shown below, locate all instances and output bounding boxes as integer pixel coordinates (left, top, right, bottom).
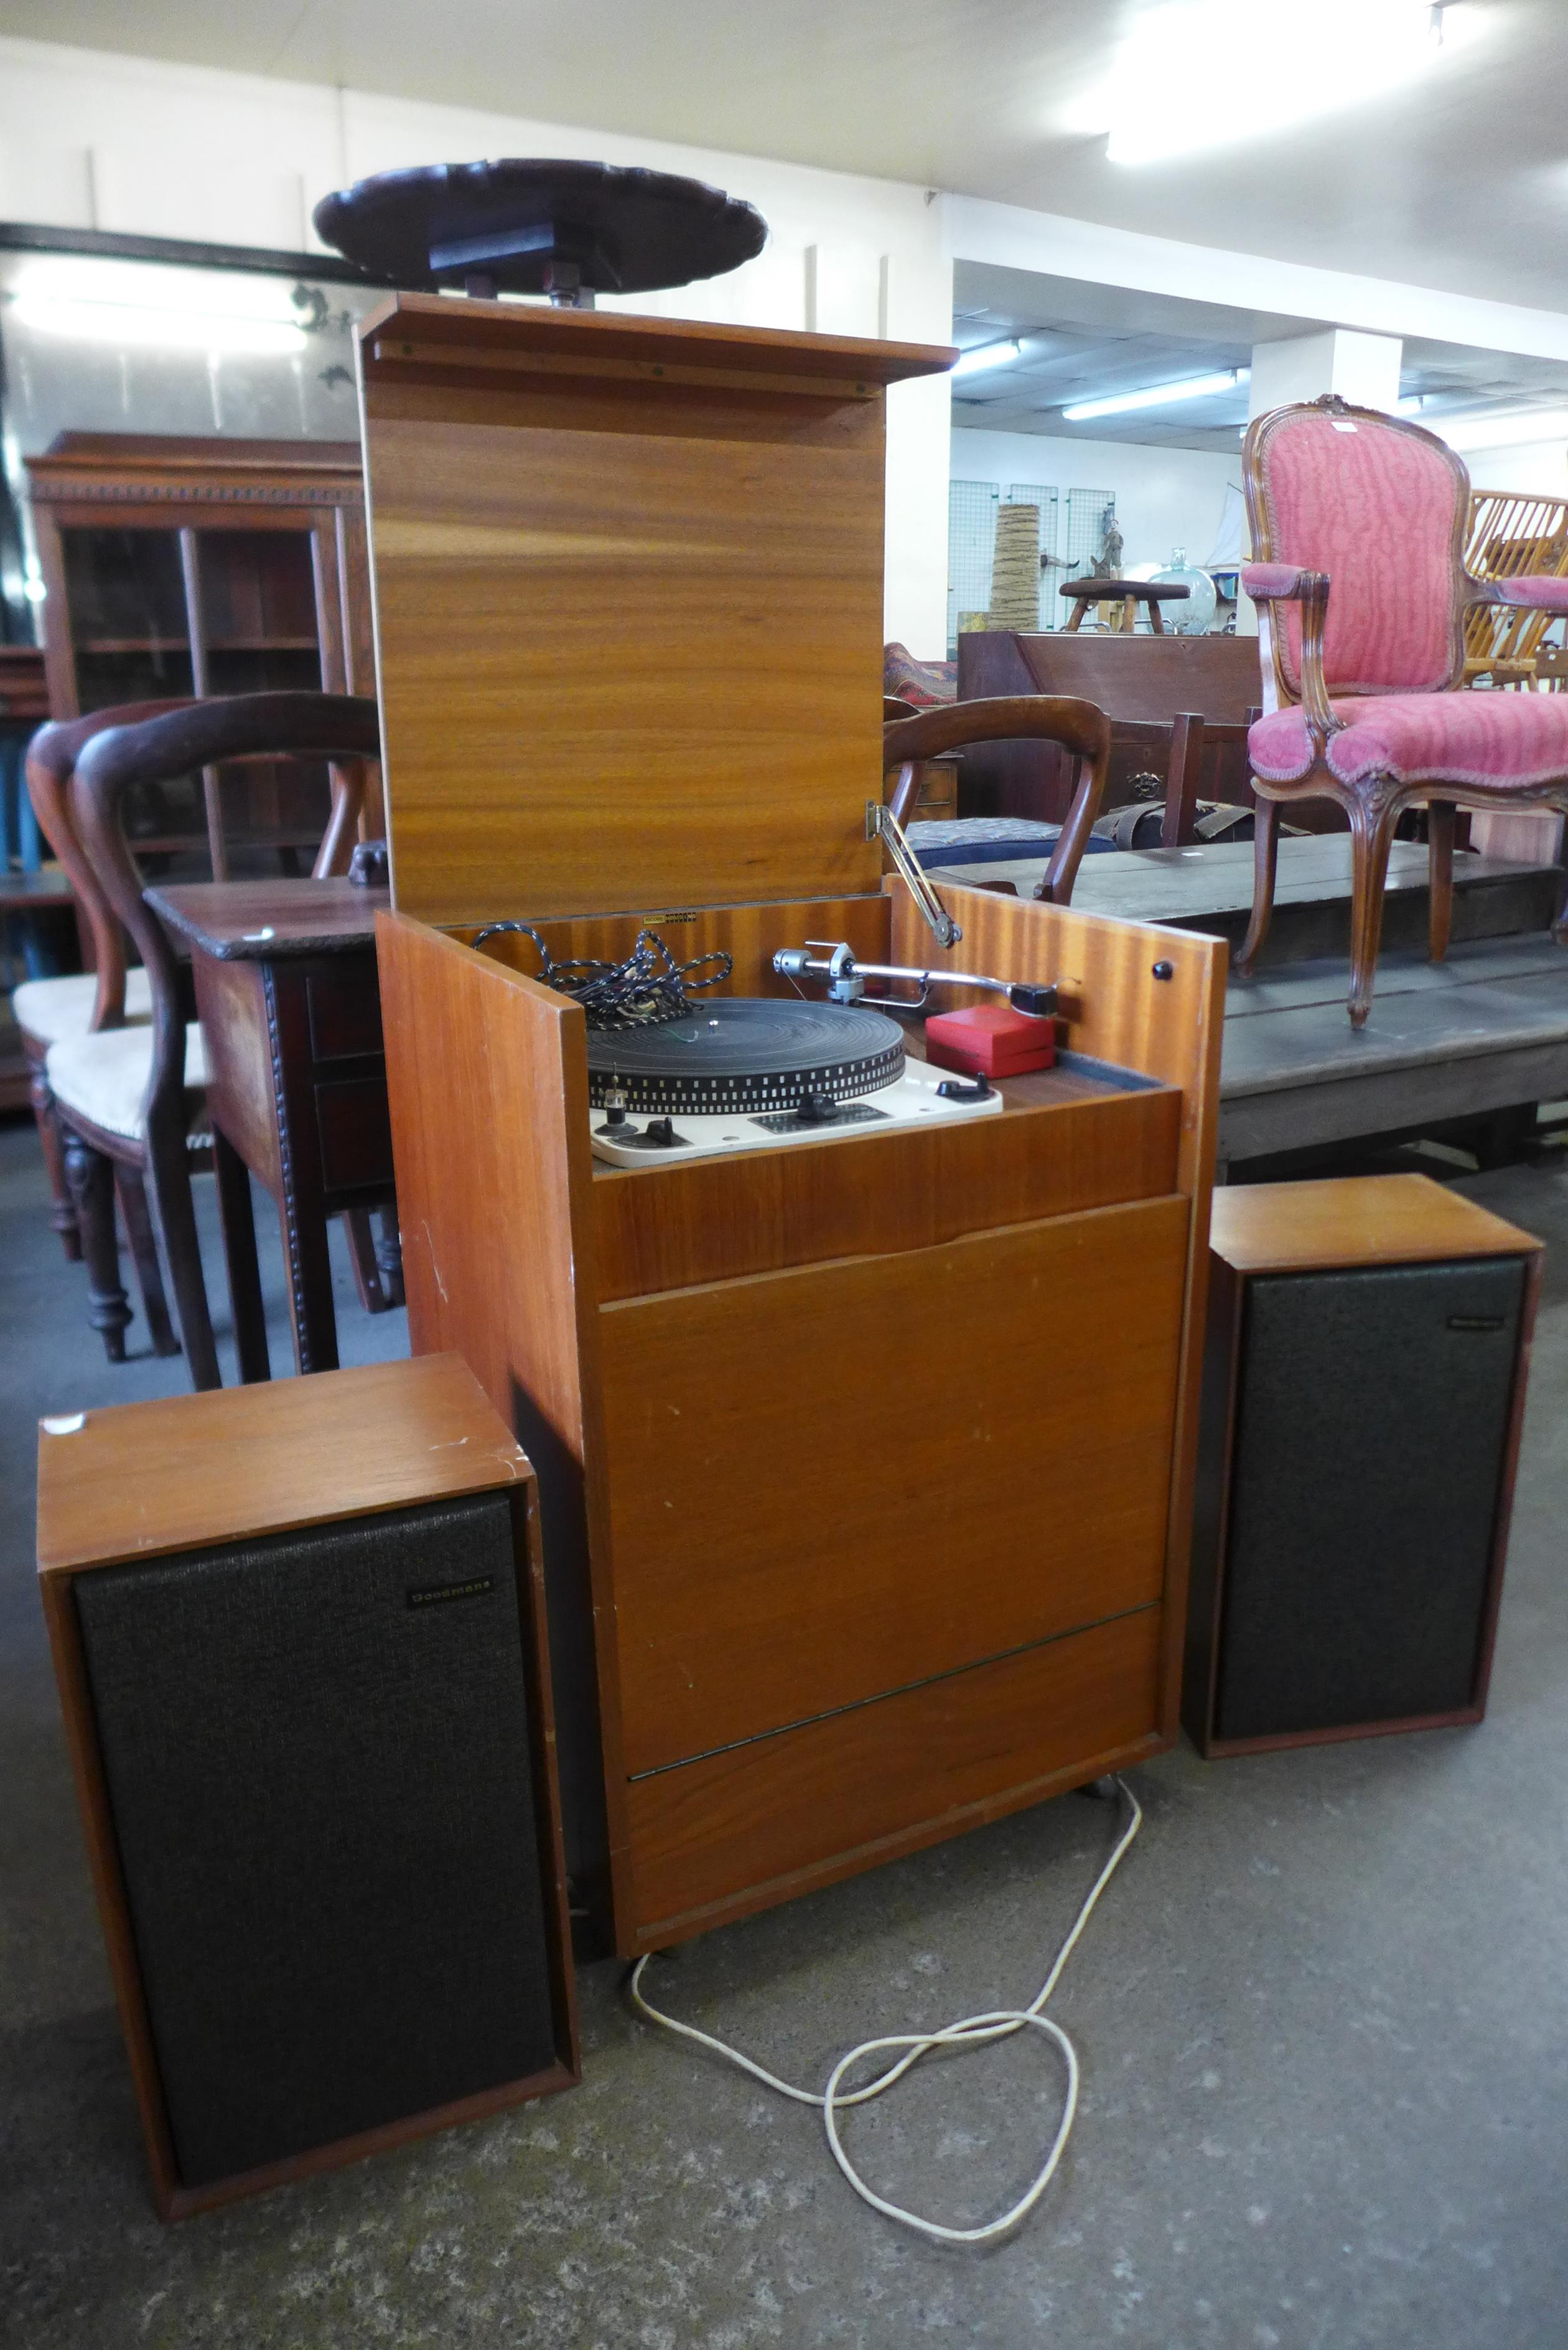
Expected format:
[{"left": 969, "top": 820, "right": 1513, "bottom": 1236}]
[
  {"left": 947, "top": 480, "right": 999, "bottom": 655},
  {"left": 1062, "top": 489, "right": 1119, "bottom": 574}
]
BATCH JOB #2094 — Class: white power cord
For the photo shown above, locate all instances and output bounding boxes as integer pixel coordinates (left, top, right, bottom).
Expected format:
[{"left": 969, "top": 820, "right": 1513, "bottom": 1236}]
[{"left": 628, "top": 1774, "right": 1143, "bottom": 2246}]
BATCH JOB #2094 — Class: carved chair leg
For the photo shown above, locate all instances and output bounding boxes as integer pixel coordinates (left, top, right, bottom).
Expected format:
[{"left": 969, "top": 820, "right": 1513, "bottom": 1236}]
[
  {"left": 61, "top": 1128, "right": 131, "bottom": 1364},
  {"left": 1428, "top": 799, "right": 1455, "bottom": 963},
  {"left": 1347, "top": 787, "right": 1401, "bottom": 1028},
  {"left": 1236, "top": 793, "right": 1281, "bottom": 976},
  {"left": 375, "top": 1204, "right": 404, "bottom": 1309},
  {"left": 114, "top": 1168, "right": 180, "bottom": 1357},
  {"left": 343, "top": 1207, "right": 389, "bottom": 1313},
  {"left": 146, "top": 1124, "right": 222, "bottom": 1391},
  {"left": 30, "top": 1069, "right": 81, "bottom": 1260}
]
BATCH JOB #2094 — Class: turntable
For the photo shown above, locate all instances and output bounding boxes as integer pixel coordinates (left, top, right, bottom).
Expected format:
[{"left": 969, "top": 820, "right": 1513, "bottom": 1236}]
[
  {"left": 361, "top": 286, "right": 1224, "bottom": 1959},
  {"left": 584, "top": 995, "right": 1002, "bottom": 1164}
]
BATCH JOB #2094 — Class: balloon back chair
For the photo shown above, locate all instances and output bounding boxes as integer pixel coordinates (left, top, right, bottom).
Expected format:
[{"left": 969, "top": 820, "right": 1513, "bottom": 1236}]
[
  {"left": 1238, "top": 394, "right": 1568, "bottom": 1023},
  {"left": 47, "top": 693, "right": 378, "bottom": 1387},
  {"left": 882, "top": 695, "right": 1112, "bottom": 904}
]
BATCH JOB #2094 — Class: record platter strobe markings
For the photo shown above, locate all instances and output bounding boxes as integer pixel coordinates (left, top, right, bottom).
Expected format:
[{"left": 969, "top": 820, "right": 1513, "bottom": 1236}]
[{"left": 586, "top": 997, "right": 1003, "bottom": 1166}]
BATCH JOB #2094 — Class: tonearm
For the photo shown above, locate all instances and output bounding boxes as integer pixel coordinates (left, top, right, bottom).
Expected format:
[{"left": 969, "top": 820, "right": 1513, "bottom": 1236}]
[{"left": 774, "top": 942, "right": 1057, "bottom": 1018}]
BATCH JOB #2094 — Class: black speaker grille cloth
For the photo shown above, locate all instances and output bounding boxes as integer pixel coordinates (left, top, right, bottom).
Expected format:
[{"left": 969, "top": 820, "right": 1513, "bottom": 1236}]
[
  {"left": 1215, "top": 1256, "right": 1524, "bottom": 1740},
  {"left": 75, "top": 1494, "right": 559, "bottom": 2186}
]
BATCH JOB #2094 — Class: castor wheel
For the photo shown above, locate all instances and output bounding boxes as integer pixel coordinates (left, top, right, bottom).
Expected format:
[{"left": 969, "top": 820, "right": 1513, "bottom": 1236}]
[{"left": 1075, "top": 1774, "right": 1121, "bottom": 1802}]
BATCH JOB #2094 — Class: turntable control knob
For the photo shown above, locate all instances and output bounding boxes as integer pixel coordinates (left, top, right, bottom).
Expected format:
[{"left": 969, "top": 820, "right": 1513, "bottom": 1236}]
[
  {"left": 645, "top": 1116, "right": 680, "bottom": 1147},
  {"left": 796, "top": 1091, "right": 837, "bottom": 1124}
]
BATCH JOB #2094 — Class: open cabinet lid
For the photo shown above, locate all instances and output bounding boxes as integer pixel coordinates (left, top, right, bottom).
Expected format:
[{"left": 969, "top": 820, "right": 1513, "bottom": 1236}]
[{"left": 355, "top": 293, "right": 953, "bottom": 926}]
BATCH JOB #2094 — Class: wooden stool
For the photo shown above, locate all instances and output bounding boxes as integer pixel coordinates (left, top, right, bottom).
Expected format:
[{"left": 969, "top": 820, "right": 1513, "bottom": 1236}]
[{"left": 1059, "top": 579, "right": 1191, "bottom": 634}]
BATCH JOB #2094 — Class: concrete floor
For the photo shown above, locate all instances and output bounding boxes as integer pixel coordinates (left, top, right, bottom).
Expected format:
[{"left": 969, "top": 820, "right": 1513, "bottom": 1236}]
[{"left": 2, "top": 1116, "right": 1566, "bottom": 2349}]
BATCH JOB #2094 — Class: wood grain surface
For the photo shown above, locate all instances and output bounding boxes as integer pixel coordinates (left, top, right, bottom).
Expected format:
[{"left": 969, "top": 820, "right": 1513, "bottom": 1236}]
[
  {"left": 625, "top": 1605, "right": 1164, "bottom": 1945},
  {"left": 147, "top": 878, "right": 387, "bottom": 958},
  {"left": 891, "top": 884, "right": 1224, "bottom": 1728},
  {"left": 376, "top": 910, "right": 623, "bottom": 1928},
  {"left": 600, "top": 1195, "right": 1188, "bottom": 1776},
  {"left": 365, "top": 410, "right": 884, "bottom": 922},
  {"left": 1209, "top": 1173, "right": 1544, "bottom": 1275},
  {"left": 352, "top": 294, "right": 963, "bottom": 925},
  {"left": 592, "top": 1082, "right": 1180, "bottom": 1300},
  {"left": 465, "top": 894, "right": 891, "bottom": 993},
  {"left": 35, "top": 1352, "right": 527, "bottom": 1575},
  {"left": 358, "top": 290, "right": 954, "bottom": 386}
]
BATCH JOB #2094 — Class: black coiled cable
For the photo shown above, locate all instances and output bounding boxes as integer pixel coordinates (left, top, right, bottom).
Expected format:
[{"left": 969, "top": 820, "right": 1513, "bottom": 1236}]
[{"left": 470, "top": 922, "right": 732, "bottom": 1031}]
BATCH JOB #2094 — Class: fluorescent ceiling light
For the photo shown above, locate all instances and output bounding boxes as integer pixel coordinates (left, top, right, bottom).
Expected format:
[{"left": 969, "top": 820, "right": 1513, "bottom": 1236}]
[
  {"left": 1067, "top": 1, "right": 1483, "bottom": 168},
  {"left": 11, "top": 258, "right": 307, "bottom": 355},
  {"left": 1063, "top": 368, "right": 1247, "bottom": 423},
  {"left": 1432, "top": 408, "right": 1568, "bottom": 452},
  {"left": 952, "top": 339, "right": 1022, "bottom": 379}
]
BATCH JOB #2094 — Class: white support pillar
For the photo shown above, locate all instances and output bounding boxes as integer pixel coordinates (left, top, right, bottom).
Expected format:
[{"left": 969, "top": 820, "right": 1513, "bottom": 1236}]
[{"left": 1248, "top": 329, "right": 1403, "bottom": 419}]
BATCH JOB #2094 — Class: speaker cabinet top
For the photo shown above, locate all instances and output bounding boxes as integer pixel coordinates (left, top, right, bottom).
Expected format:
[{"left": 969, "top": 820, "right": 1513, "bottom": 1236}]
[
  {"left": 354, "top": 293, "right": 954, "bottom": 927},
  {"left": 1208, "top": 1173, "right": 1542, "bottom": 1278},
  {"left": 37, "top": 1353, "right": 529, "bottom": 1577}
]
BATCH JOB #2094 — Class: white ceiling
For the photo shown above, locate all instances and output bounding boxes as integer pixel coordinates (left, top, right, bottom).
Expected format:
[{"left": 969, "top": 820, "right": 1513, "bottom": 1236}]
[
  {"left": 7, "top": 0, "right": 1568, "bottom": 312},
  {"left": 949, "top": 264, "right": 1568, "bottom": 447}
]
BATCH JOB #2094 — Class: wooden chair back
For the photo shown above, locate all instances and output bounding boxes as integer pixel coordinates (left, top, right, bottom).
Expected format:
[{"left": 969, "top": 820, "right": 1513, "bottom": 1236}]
[
  {"left": 883, "top": 693, "right": 1111, "bottom": 903},
  {"left": 26, "top": 700, "right": 197, "bottom": 1029},
  {"left": 70, "top": 692, "right": 380, "bottom": 1162},
  {"left": 27, "top": 692, "right": 378, "bottom": 1030}
]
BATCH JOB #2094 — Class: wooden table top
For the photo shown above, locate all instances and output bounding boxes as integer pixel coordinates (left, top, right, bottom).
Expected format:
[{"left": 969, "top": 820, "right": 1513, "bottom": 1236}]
[
  {"left": 146, "top": 877, "right": 390, "bottom": 958},
  {"left": 36, "top": 1355, "right": 528, "bottom": 1575}
]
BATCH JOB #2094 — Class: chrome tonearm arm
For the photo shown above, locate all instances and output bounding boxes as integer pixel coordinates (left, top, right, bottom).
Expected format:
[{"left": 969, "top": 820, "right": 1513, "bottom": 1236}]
[{"left": 774, "top": 942, "right": 1057, "bottom": 1018}]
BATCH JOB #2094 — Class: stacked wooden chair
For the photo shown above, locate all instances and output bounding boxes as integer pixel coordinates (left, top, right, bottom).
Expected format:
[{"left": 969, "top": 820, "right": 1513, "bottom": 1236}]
[
  {"left": 25, "top": 693, "right": 378, "bottom": 1383},
  {"left": 1462, "top": 489, "right": 1568, "bottom": 686}
]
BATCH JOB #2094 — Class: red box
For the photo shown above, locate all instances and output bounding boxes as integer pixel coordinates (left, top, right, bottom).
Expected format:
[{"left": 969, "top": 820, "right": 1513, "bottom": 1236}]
[{"left": 923, "top": 1003, "right": 1057, "bottom": 1078}]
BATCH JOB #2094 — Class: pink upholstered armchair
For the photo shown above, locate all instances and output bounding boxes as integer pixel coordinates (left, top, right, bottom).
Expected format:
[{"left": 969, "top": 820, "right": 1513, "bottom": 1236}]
[{"left": 1238, "top": 394, "right": 1568, "bottom": 1023}]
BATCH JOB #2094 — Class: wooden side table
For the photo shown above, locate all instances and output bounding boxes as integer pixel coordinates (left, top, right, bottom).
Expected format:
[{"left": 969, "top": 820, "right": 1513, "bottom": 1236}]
[{"left": 146, "top": 878, "right": 396, "bottom": 1379}]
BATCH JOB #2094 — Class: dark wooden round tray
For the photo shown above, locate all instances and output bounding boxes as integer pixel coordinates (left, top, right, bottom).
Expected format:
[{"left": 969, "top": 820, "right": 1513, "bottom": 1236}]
[{"left": 313, "top": 159, "right": 767, "bottom": 299}]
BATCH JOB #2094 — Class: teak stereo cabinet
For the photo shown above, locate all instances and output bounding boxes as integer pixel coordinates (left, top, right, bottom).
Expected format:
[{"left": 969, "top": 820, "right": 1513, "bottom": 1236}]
[{"left": 358, "top": 294, "right": 1225, "bottom": 1955}]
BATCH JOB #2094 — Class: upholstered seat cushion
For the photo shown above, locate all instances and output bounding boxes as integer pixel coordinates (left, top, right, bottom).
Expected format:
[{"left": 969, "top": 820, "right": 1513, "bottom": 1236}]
[
  {"left": 906, "top": 817, "right": 1117, "bottom": 869},
  {"left": 1251, "top": 691, "right": 1568, "bottom": 790},
  {"left": 45, "top": 1022, "right": 211, "bottom": 1143},
  {"left": 12, "top": 967, "right": 152, "bottom": 1046}
]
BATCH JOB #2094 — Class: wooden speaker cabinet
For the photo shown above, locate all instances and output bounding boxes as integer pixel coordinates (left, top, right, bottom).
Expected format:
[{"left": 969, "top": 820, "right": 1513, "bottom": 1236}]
[
  {"left": 355, "top": 294, "right": 1226, "bottom": 1955},
  {"left": 1185, "top": 1176, "right": 1542, "bottom": 1758},
  {"left": 37, "top": 1355, "right": 577, "bottom": 2219}
]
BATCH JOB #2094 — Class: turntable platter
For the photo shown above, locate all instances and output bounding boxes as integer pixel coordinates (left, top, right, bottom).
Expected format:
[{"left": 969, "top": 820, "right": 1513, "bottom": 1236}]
[{"left": 585, "top": 997, "right": 904, "bottom": 1115}]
